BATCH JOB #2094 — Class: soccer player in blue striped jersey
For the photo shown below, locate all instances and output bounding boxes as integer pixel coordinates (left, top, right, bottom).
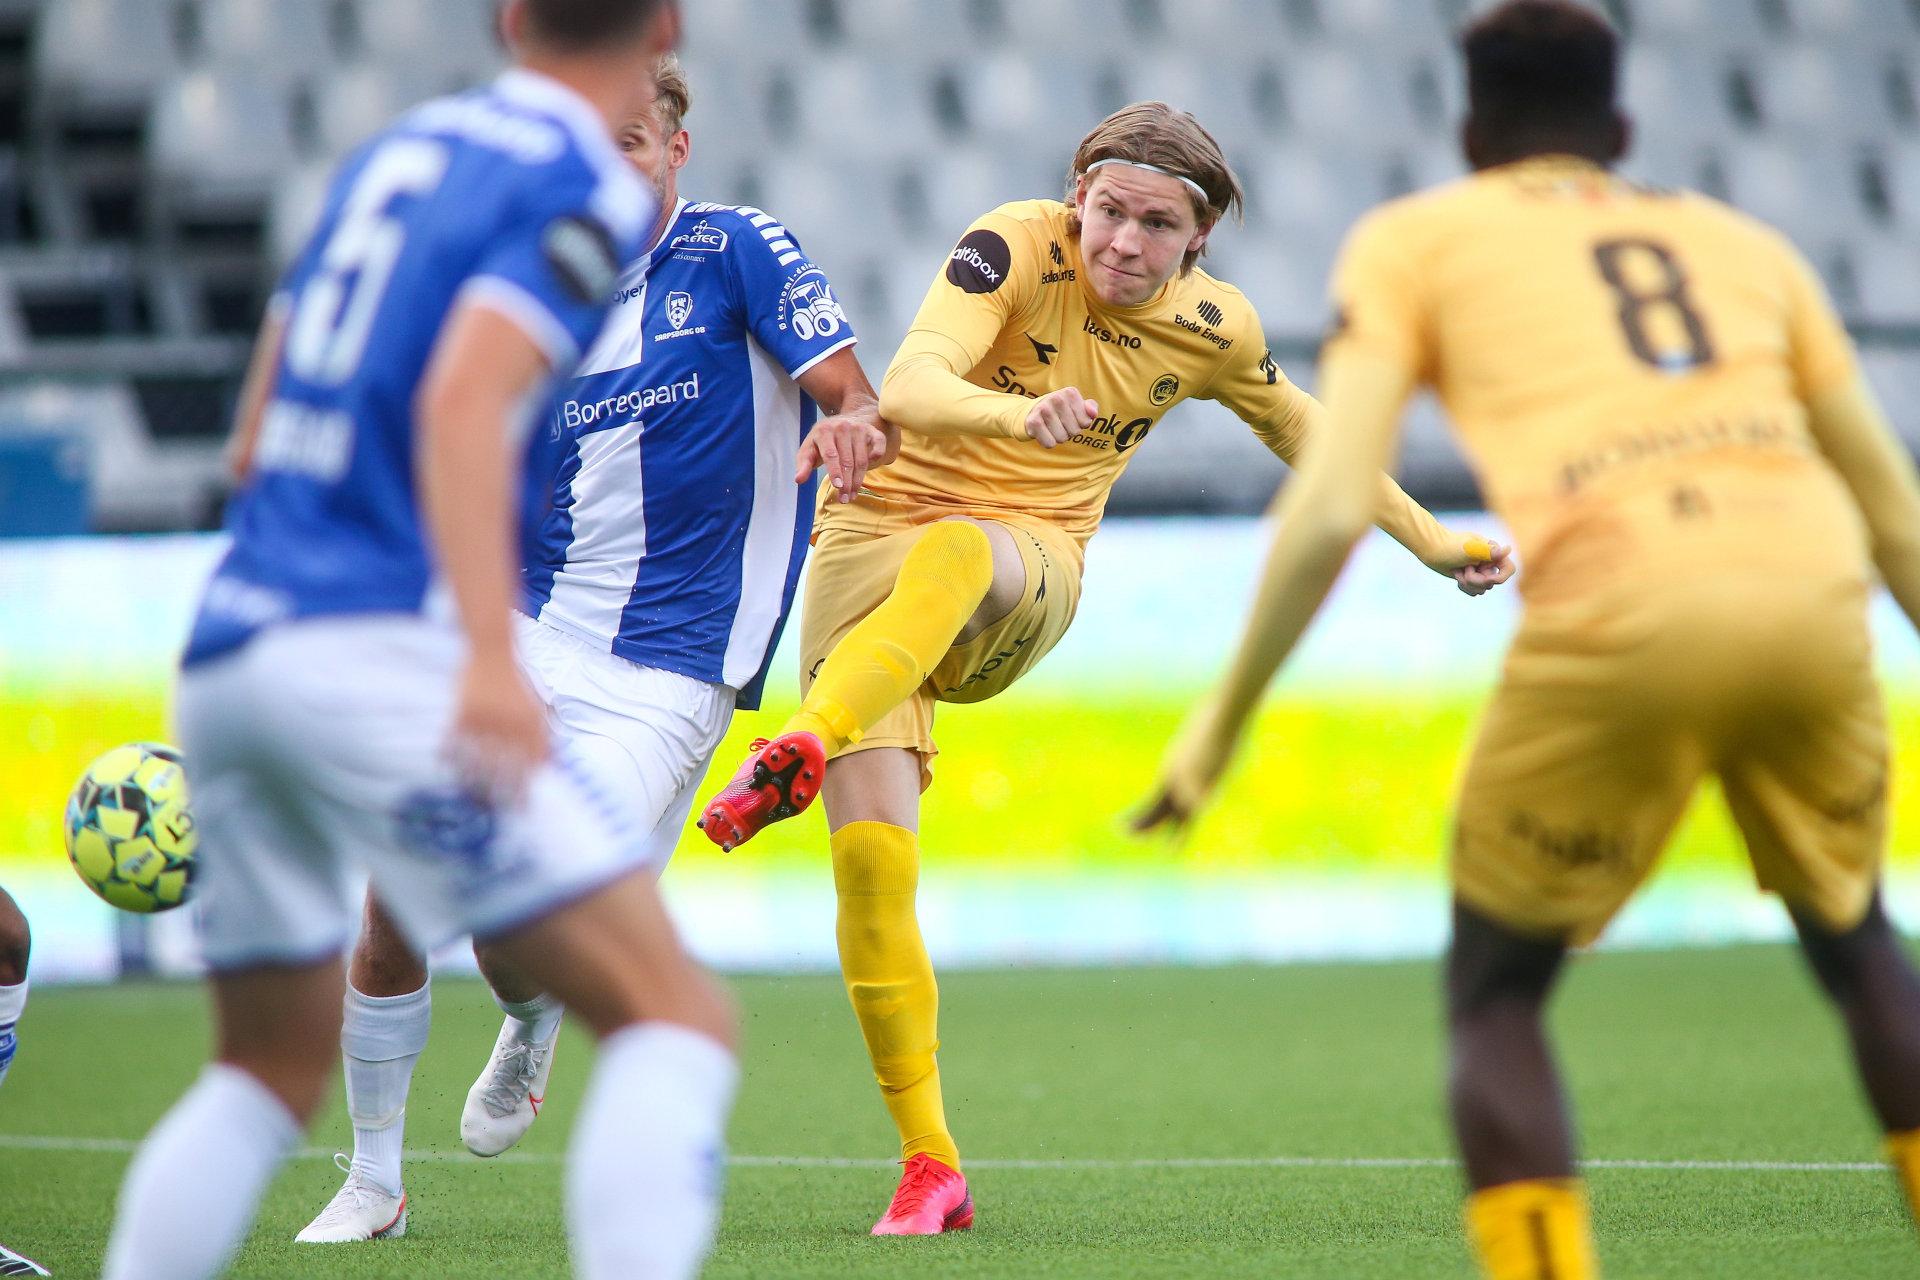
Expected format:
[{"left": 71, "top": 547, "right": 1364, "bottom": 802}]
[
  {"left": 294, "top": 54, "right": 892, "bottom": 1245},
  {"left": 97, "top": 5, "right": 755, "bottom": 1279}
]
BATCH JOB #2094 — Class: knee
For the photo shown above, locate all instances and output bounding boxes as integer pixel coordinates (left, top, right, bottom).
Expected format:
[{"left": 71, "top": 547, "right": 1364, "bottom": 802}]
[
  {"left": 0, "top": 893, "right": 29, "bottom": 985},
  {"left": 919, "top": 520, "right": 995, "bottom": 602}
]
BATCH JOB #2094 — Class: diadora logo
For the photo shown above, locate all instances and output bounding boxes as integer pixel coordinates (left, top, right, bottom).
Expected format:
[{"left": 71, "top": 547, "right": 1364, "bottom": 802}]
[
  {"left": 1196, "top": 299, "right": 1224, "bottom": 327},
  {"left": 666, "top": 290, "right": 694, "bottom": 330},
  {"left": 1028, "top": 334, "right": 1058, "bottom": 366},
  {"left": 1083, "top": 315, "right": 1140, "bottom": 349},
  {"left": 668, "top": 219, "right": 728, "bottom": 254}
]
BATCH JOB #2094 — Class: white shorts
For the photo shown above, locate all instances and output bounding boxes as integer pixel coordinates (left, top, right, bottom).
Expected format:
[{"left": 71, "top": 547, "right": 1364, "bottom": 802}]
[
  {"left": 177, "top": 615, "right": 726, "bottom": 971},
  {"left": 514, "top": 613, "right": 734, "bottom": 874}
]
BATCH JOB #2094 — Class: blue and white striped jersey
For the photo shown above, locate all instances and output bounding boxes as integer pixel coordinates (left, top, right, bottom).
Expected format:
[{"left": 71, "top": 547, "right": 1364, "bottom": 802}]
[
  {"left": 184, "top": 69, "right": 651, "bottom": 666},
  {"left": 521, "top": 198, "right": 857, "bottom": 710}
]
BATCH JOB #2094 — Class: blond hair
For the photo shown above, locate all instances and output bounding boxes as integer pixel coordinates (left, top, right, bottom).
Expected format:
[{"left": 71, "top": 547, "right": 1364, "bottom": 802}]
[
  {"left": 1066, "top": 101, "right": 1245, "bottom": 274},
  {"left": 652, "top": 52, "right": 690, "bottom": 134}
]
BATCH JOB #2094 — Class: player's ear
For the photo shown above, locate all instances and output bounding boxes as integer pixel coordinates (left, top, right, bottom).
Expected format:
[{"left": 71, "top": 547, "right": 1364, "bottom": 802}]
[
  {"left": 669, "top": 129, "right": 690, "bottom": 171},
  {"left": 1187, "top": 217, "right": 1216, "bottom": 258},
  {"left": 497, "top": 0, "right": 527, "bottom": 52}
]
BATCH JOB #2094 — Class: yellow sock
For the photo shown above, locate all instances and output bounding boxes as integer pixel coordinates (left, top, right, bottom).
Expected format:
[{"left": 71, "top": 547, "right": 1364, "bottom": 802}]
[
  {"left": 1889, "top": 1128, "right": 1920, "bottom": 1224},
  {"left": 788, "top": 521, "right": 993, "bottom": 756},
  {"left": 1465, "top": 1179, "right": 1598, "bottom": 1280},
  {"left": 832, "top": 820, "right": 958, "bottom": 1168}
]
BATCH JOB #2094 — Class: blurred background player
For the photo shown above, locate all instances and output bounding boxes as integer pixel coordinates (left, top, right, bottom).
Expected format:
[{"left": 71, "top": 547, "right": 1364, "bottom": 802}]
[
  {"left": 698, "top": 100, "right": 1513, "bottom": 1234},
  {"left": 0, "top": 886, "right": 48, "bottom": 1277},
  {"left": 1140, "top": 3, "right": 1920, "bottom": 1277},
  {"left": 296, "top": 52, "right": 891, "bottom": 1243},
  {"left": 94, "top": 3, "right": 756, "bottom": 1278}
]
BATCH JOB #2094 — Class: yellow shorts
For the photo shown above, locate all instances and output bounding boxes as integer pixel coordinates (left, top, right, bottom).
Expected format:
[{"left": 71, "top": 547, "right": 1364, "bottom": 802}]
[
  {"left": 1453, "top": 572, "right": 1887, "bottom": 946},
  {"left": 799, "top": 500, "right": 1082, "bottom": 781}
]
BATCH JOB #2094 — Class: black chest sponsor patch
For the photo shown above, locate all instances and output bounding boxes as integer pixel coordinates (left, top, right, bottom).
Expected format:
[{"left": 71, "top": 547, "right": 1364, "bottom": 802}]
[{"left": 947, "top": 228, "right": 1012, "bottom": 294}]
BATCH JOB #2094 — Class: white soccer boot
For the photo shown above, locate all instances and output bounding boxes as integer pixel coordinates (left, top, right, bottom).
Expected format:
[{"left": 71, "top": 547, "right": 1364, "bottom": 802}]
[
  {"left": 295, "top": 1153, "right": 408, "bottom": 1243},
  {"left": 0, "top": 1240, "right": 50, "bottom": 1276},
  {"left": 461, "top": 1019, "right": 558, "bottom": 1157}
]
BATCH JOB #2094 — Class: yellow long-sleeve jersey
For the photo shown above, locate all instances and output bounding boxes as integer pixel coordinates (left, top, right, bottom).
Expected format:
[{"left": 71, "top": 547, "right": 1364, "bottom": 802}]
[
  {"left": 1325, "top": 155, "right": 1908, "bottom": 602},
  {"left": 841, "top": 199, "right": 1455, "bottom": 566}
]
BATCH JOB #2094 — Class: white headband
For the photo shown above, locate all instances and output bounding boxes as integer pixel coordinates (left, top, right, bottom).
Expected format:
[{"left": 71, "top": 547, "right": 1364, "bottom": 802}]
[{"left": 1082, "top": 158, "right": 1212, "bottom": 207}]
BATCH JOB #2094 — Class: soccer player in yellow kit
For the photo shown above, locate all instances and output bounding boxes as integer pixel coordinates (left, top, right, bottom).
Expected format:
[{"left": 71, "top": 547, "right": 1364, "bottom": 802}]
[
  {"left": 1138, "top": 4, "right": 1920, "bottom": 1277},
  {"left": 699, "top": 101, "right": 1512, "bottom": 1234}
]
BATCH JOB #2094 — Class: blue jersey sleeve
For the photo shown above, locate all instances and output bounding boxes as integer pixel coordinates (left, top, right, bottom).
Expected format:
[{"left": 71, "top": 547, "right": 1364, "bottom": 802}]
[
  {"left": 726, "top": 209, "right": 857, "bottom": 379},
  {"left": 466, "top": 173, "right": 639, "bottom": 369}
]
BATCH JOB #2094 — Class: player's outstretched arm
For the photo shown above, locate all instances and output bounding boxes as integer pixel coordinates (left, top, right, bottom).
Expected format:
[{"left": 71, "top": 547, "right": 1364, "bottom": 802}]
[
  {"left": 1807, "top": 375, "right": 1920, "bottom": 629},
  {"left": 795, "top": 347, "right": 893, "bottom": 502},
  {"left": 221, "top": 300, "right": 289, "bottom": 484},
  {"left": 415, "top": 301, "right": 555, "bottom": 802},
  {"left": 1137, "top": 349, "right": 1426, "bottom": 832}
]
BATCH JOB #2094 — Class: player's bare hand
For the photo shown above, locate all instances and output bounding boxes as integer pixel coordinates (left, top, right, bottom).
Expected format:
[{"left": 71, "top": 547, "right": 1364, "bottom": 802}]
[
  {"left": 1025, "top": 388, "right": 1098, "bottom": 448},
  {"left": 1428, "top": 534, "right": 1516, "bottom": 597},
  {"left": 445, "top": 651, "right": 550, "bottom": 806},
  {"left": 797, "top": 415, "right": 890, "bottom": 503}
]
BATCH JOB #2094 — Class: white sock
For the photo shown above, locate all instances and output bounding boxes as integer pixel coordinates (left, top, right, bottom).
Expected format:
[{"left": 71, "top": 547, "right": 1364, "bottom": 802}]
[
  {"left": 495, "top": 989, "right": 563, "bottom": 1045},
  {"left": 102, "top": 1062, "right": 301, "bottom": 1280},
  {"left": 567, "top": 1023, "right": 738, "bottom": 1280},
  {"left": 340, "top": 982, "right": 431, "bottom": 1196},
  {"left": 0, "top": 979, "right": 24, "bottom": 1091}
]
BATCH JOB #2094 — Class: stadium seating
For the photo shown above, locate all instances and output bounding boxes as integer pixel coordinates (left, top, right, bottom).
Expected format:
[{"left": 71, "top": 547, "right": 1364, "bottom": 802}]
[{"left": 0, "top": 0, "right": 1913, "bottom": 529}]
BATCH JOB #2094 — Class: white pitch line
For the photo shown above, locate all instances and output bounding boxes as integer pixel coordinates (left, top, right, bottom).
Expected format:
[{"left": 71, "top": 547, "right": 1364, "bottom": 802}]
[{"left": 0, "top": 1134, "right": 1886, "bottom": 1174}]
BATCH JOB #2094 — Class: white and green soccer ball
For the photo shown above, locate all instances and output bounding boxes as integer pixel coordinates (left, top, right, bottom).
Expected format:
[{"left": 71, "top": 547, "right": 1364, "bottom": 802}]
[{"left": 64, "top": 742, "right": 198, "bottom": 914}]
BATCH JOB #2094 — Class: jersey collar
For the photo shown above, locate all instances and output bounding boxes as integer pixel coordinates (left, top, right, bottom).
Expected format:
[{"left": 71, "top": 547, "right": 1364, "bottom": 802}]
[{"left": 643, "top": 196, "right": 692, "bottom": 263}]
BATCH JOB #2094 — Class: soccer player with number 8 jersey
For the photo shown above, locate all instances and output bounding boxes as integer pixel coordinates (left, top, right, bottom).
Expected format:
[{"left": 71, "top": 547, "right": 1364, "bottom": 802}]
[{"left": 1141, "top": 4, "right": 1920, "bottom": 1277}]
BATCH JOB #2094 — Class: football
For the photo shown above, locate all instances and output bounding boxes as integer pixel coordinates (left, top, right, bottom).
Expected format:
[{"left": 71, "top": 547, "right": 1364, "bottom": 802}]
[{"left": 63, "top": 743, "right": 198, "bottom": 914}]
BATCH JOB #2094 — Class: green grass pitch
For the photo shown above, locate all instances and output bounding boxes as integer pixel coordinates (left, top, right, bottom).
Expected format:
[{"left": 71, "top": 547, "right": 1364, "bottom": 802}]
[{"left": 2, "top": 948, "right": 1916, "bottom": 1278}]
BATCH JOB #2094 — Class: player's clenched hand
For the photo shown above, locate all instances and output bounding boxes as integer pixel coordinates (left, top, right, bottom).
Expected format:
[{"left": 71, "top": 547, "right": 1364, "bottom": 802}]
[
  {"left": 1428, "top": 534, "right": 1517, "bottom": 597},
  {"left": 1131, "top": 707, "right": 1233, "bottom": 840},
  {"left": 446, "top": 652, "right": 550, "bottom": 806},
  {"left": 797, "top": 415, "right": 890, "bottom": 503},
  {"left": 1025, "top": 388, "right": 1098, "bottom": 448}
]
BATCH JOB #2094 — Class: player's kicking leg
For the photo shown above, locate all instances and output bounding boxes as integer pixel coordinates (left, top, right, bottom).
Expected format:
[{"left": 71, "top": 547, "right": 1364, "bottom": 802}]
[
  {"left": 297, "top": 895, "right": 427, "bottom": 1243},
  {"left": 699, "top": 518, "right": 1000, "bottom": 849},
  {"left": 1446, "top": 902, "right": 1597, "bottom": 1280},
  {"left": 0, "top": 887, "right": 49, "bottom": 1276},
  {"left": 1790, "top": 891, "right": 1920, "bottom": 1233}
]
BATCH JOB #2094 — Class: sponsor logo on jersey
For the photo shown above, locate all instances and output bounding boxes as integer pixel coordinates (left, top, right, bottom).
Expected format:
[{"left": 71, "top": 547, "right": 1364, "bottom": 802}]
[
  {"left": 1196, "top": 299, "right": 1225, "bottom": 327},
  {"left": 1040, "top": 239, "right": 1075, "bottom": 284},
  {"left": 1149, "top": 373, "right": 1180, "bottom": 406},
  {"left": 542, "top": 214, "right": 620, "bottom": 304},
  {"left": 1173, "top": 311, "right": 1232, "bottom": 350},
  {"left": 614, "top": 281, "right": 645, "bottom": 306},
  {"left": 666, "top": 290, "right": 694, "bottom": 331},
  {"left": 560, "top": 373, "right": 702, "bottom": 428},
  {"left": 1027, "top": 335, "right": 1058, "bottom": 365},
  {"left": 1257, "top": 349, "right": 1280, "bottom": 385},
  {"left": 1068, "top": 412, "right": 1156, "bottom": 454},
  {"left": 1084, "top": 316, "right": 1140, "bottom": 349},
  {"left": 256, "top": 400, "right": 354, "bottom": 482},
  {"left": 947, "top": 228, "right": 1011, "bottom": 294},
  {"left": 668, "top": 219, "right": 729, "bottom": 255},
  {"left": 779, "top": 266, "right": 849, "bottom": 340}
]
